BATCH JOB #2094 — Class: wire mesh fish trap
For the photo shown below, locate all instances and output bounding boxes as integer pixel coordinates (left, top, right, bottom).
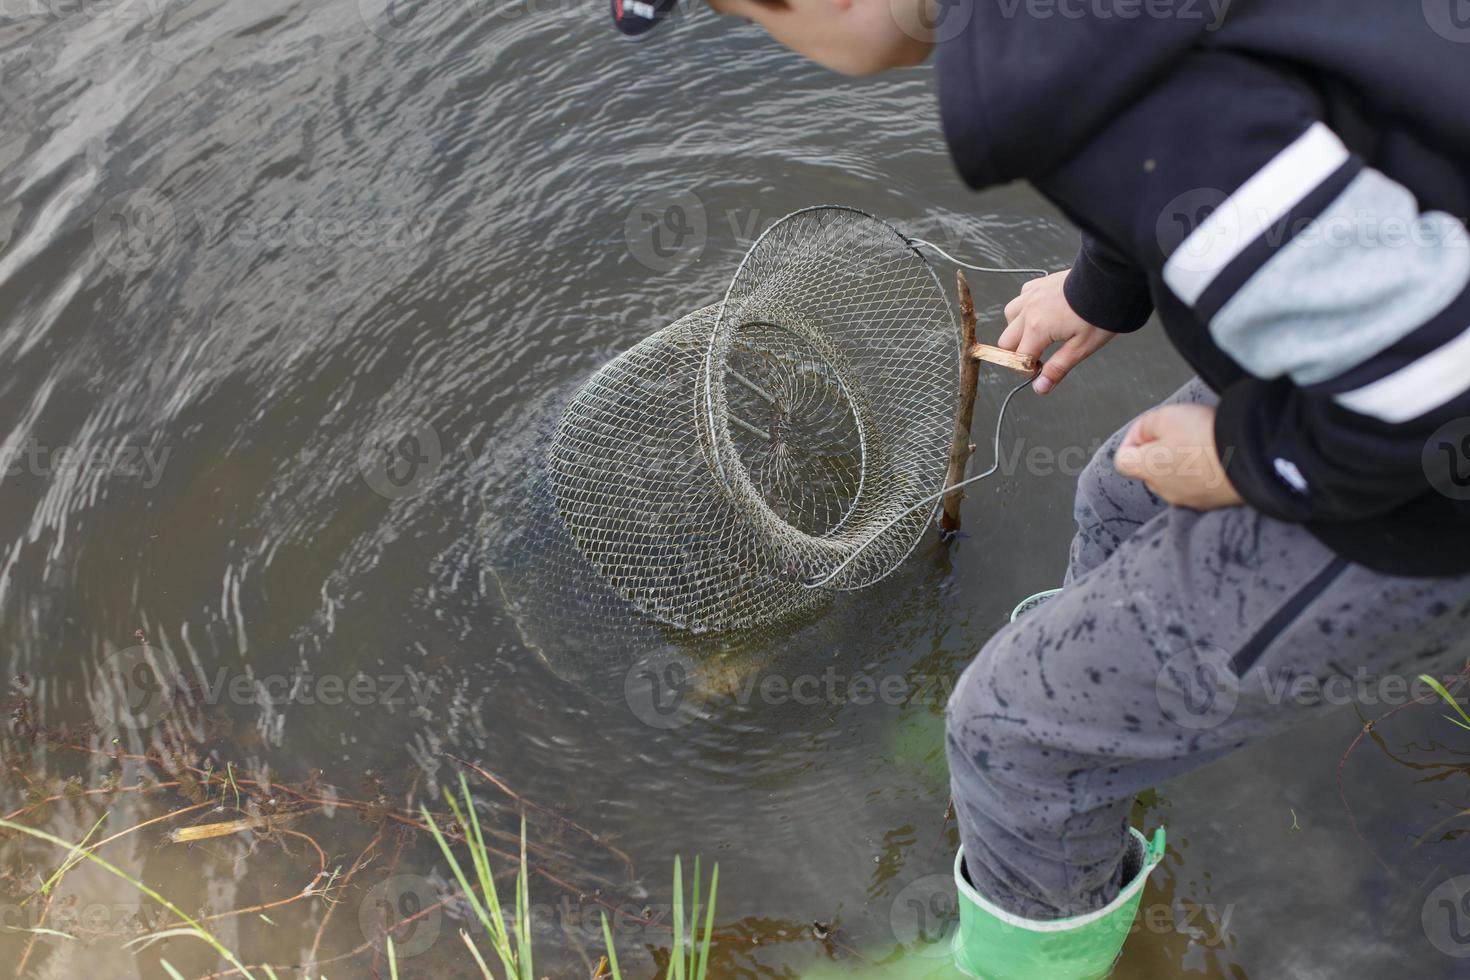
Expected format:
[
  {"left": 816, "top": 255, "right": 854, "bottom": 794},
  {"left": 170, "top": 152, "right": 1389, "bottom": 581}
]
[{"left": 545, "top": 206, "right": 959, "bottom": 634}]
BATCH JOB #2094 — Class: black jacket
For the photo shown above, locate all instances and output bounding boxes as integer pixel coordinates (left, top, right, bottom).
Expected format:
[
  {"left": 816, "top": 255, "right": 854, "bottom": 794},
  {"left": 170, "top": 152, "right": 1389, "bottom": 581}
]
[{"left": 937, "top": 0, "right": 1470, "bottom": 576}]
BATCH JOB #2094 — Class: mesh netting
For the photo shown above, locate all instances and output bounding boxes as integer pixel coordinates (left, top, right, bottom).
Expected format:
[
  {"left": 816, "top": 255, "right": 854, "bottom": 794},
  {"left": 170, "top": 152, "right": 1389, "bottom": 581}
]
[
  {"left": 545, "top": 207, "right": 958, "bottom": 634},
  {"left": 477, "top": 382, "right": 949, "bottom": 702}
]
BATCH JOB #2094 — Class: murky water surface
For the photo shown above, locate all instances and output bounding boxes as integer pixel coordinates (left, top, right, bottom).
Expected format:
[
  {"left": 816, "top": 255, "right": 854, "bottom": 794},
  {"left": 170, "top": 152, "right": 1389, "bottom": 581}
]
[{"left": 1, "top": 3, "right": 1466, "bottom": 977}]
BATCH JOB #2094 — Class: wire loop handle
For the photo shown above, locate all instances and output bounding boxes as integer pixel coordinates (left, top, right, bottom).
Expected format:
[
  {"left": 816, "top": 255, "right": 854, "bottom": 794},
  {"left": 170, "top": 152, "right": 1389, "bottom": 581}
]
[{"left": 801, "top": 377, "right": 1033, "bottom": 588}]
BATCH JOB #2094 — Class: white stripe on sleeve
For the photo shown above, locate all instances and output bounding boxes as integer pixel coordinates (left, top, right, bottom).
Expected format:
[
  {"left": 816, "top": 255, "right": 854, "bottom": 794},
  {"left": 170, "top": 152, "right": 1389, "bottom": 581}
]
[
  {"left": 1164, "top": 122, "right": 1351, "bottom": 306},
  {"left": 1334, "top": 324, "right": 1470, "bottom": 423}
]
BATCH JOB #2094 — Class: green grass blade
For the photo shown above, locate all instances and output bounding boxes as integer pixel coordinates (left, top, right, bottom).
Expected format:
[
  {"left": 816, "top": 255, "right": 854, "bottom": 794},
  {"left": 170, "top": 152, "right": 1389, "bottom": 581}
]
[
  {"left": 421, "top": 801, "right": 499, "bottom": 953},
  {"left": 0, "top": 818, "right": 253, "bottom": 977},
  {"left": 671, "top": 856, "right": 686, "bottom": 980},
  {"left": 428, "top": 777, "right": 518, "bottom": 979},
  {"left": 1420, "top": 674, "right": 1470, "bottom": 728},
  {"left": 39, "top": 810, "right": 108, "bottom": 898},
  {"left": 694, "top": 864, "right": 718, "bottom": 980},
  {"left": 452, "top": 775, "right": 515, "bottom": 966},
  {"left": 125, "top": 927, "right": 220, "bottom": 951},
  {"left": 452, "top": 775, "right": 511, "bottom": 940},
  {"left": 460, "top": 928, "right": 494, "bottom": 979},
  {"left": 600, "top": 911, "right": 623, "bottom": 980},
  {"left": 688, "top": 856, "right": 701, "bottom": 979},
  {"left": 160, "top": 961, "right": 188, "bottom": 980},
  {"left": 387, "top": 936, "right": 400, "bottom": 980},
  {"left": 421, "top": 801, "right": 488, "bottom": 924},
  {"left": 517, "top": 815, "right": 532, "bottom": 980},
  {"left": 8, "top": 927, "right": 75, "bottom": 941}
]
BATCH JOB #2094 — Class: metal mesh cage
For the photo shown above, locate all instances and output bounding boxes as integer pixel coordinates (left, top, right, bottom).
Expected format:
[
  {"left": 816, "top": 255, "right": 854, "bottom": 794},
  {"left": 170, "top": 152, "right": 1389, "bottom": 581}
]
[{"left": 545, "top": 207, "right": 958, "bottom": 634}]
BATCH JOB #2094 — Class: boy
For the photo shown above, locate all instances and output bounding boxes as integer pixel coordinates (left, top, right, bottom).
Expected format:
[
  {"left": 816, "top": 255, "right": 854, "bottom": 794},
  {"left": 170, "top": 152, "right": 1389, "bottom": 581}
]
[{"left": 612, "top": 2, "right": 1470, "bottom": 975}]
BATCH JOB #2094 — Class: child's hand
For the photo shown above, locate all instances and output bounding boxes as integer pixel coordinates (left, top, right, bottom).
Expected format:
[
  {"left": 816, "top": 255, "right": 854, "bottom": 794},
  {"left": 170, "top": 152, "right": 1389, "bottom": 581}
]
[
  {"left": 999, "top": 270, "right": 1116, "bottom": 395},
  {"left": 1114, "top": 405, "right": 1245, "bottom": 511}
]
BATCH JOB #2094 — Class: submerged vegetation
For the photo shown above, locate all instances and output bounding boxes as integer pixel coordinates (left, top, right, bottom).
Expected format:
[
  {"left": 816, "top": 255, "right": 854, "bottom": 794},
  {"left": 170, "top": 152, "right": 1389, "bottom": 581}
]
[
  {"left": 0, "top": 671, "right": 726, "bottom": 978},
  {"left": 418, "top": 772, "right": 720, "bottom": 980},
  {"left": 6, "top": 648, "right": 1465, "bottom": 977},
  {"left": 1, "top": 793, "right": 718, "bottom": 980},
  {"left": 597, "top": 856, "right": 719, "bottom": 980},
  {"left": 1419, "top": 672, "right": 1470, "bottom": 732},
  {"left": 1335, "top": 661, "right": 1470, "bottom": 869}
]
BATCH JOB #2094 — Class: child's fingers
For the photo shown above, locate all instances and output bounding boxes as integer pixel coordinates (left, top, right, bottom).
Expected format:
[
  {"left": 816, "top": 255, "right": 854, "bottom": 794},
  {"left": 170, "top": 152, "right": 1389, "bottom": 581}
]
[
  {"left": 1115, "top": 412, "right": 1166, "bottom": 479},
  {"left": 1114, "top": 443, "right": 1151, "bottom": 481},
  {"left": 1117, "top": 412, "right": 1156, "bottom": 452},
  {"left": 1032, "top": 336, "right": 1087, "bottom": 394},
  {"left": 997, "top": 313, "right": 1026, "bottom": 351},
  {"left": 1014, "top": 319, "right": 1055, "bottom": 363}
]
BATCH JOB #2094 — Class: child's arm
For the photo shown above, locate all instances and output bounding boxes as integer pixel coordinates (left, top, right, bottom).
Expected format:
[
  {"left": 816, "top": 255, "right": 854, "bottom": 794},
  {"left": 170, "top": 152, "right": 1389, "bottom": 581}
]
[
  {"left": 1036, "top": 51, "right": 1470, "bottom": 524},
  {"left": 1062, "top": 236, "right": 1155, "bottom": 337}
]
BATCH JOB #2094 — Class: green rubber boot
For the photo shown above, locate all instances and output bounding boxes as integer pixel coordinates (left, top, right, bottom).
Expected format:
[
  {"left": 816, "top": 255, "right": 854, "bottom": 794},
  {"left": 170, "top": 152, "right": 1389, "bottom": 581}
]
[{"left": 952, "top": 827, "right": 1166, "bottom": 980}]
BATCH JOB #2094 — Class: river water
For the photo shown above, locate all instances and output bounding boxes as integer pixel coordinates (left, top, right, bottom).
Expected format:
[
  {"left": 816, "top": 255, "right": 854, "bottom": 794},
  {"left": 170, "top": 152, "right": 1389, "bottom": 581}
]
[{"left": 0, "top": 2, "right": 1466, "bottom": 978}]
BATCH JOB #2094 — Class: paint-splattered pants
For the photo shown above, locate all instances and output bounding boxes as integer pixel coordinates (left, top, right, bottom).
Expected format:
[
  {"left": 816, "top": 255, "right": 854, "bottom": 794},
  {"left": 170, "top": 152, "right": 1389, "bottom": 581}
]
[{"left": 945, "top": 378, "right": 1470, "bottom": 919}]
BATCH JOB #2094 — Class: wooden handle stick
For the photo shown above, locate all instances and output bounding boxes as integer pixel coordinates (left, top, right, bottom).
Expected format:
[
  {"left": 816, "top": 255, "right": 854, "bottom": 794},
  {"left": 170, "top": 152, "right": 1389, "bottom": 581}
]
[
  {"left": 940, "top": 270, "right": 983, "bottom": 534},
  {"left": 969, "top": 343, "right": 1039, "bottom": 376}
]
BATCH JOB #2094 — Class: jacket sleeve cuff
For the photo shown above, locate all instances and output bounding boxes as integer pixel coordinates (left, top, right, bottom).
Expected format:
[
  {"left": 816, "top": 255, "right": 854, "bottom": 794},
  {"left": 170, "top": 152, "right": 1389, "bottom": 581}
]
[
  {"left": 1063, "top": 240, "right": 1155, "bottom": 334},
  {"left": 1214, "top": 378, "right": 1314, "bottom": 523}
]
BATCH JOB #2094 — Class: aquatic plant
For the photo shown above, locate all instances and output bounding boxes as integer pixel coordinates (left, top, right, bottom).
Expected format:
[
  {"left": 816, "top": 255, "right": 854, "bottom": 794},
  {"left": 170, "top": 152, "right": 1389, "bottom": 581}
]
[
  {"left": 421, "top": 772, "right": 535, "bottom": 979},
  {"left": 598, "top": 855, "right": 718, "bottom": 980},
  {"left": 2, "top": 670, "right": 727, "bottom": 977},
  {"left": 4, "top": 783, "right": 721, "bottom": 980},
  {"left": 0, "top": 816, "right": 273, "bottom": 979},
  {"left": 419, "top": 769, "right": 720, "bottom": 980},
  {"left": 420, "top": 763, "right": 732, "bottom": 978},
  {"left": 1336, "top": 663, "right": 1470, "bottom": 871},
  {"left": 1418, "top": 673, "right": 1470, "bottom": 732}
]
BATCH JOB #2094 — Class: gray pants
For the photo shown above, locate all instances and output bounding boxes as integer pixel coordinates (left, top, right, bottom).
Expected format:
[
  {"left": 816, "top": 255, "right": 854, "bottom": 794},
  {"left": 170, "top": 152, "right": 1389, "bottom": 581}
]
[{"left": 946, "top": 378, "right": 1470, "bottom": 919}]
